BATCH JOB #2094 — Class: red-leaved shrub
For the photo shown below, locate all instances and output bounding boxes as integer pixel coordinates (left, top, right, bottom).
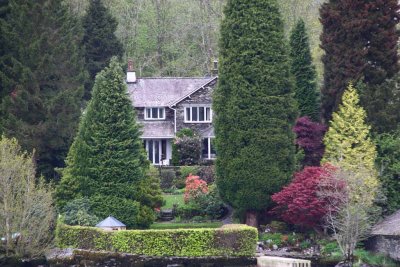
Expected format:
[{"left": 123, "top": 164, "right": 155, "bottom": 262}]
[
  {"left": 271, "top": 164, "right": 336, "bottom": 228},
  {"left": 184, "top": 174, "right": 208, "bottom": 203},
  {"left": 293, "top": 116, "right": 327, "bottom": 167}
]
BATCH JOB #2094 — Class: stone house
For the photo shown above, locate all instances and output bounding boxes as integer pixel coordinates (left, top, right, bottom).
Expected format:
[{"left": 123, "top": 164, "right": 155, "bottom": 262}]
[
  {"left": 367, "top": 209, "right": 400, "bottom": 261},
  {"left": 126, "top": 62, "right": 217, "bottom": 165}
]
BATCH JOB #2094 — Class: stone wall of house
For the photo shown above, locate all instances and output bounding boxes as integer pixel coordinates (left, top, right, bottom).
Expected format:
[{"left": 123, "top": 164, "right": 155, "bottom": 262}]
[
  {"left": 367, "top": 235, "right": 400, "bottom": 261},
  {"left": 175, "top": 79, "right": 217, "bottom": 135}
]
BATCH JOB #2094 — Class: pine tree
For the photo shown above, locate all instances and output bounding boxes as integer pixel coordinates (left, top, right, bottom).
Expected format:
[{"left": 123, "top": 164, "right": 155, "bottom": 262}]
[
  {"left": 289, "top": 19, "right": 318, "bottom": 120},
  {"left": 320, "top": 0, "right": 399, "bottom": 123},
  {"left": 0, "top": 0, "right": 86, "bottom": 180},
  {"left": 57, "top": 58, "right": 159, "bottom": 228},
  {"left": 322, "top": 83, "right": 378, "bottom": 194},
  {"left": 214, "top": 0, "right": 297, "bottom": 226},
  {"left": 82, "top": 0, "right": 123, "bottom": 100}
]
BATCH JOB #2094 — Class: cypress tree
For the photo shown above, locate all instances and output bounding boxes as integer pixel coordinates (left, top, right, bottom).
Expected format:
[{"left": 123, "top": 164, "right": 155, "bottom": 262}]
[
  {"left": 289, "top": 19, "right": 318, "bottom": 121},
  {"left": 320, "top": 0, "right": 399, "bottom": 123},
  {"left": 214, "top": 0, "right": 297, "bottom": 226},
  {"left": 0, "top": 0, "right": 87, "bottom": 180},
  {"left": 57, "top": 58, "right": 159, "bottom": 228},
  {"left": 82, "top": 0, "right": 123, "bottom": 100}
]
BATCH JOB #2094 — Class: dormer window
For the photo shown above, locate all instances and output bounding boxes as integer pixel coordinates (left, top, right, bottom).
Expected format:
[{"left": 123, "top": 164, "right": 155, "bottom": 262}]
[
  {"left": 145, "top": 107, "right": 165, "bottom": 120},
  {"left": 185, "top": 106, "right": 212, "bottom": 123}
]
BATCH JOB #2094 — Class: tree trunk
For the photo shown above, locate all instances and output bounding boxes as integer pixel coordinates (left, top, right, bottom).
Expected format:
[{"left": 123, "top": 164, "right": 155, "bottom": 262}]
[{"left": 245, "top": 210, "right": 258, "bottom": 227}]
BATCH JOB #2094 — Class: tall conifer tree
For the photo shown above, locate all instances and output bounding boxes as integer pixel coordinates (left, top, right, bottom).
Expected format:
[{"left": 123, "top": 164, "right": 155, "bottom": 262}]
[
  {"left": 214, "top": 0, "right": 297, "bottom": 226},
  {"left": 57, "top": 59, "right": 160, "bottom": 228},
  {"left": 82, "top": 0, "right": 123, "bottom": 100},
  {"left": 289, "top": 19, "right": 318, "bottom": 121},
  {"left": 320, "top": 0, "right": 399, "bottom": 123},
  {"left": 0, "top": 0, "right": 87, "bottom": 180},
  {"left": 322, "top": 83, "right": 378, "bottom": 198}
]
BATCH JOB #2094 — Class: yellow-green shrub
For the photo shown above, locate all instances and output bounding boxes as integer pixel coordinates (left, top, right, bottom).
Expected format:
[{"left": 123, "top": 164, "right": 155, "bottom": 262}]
[{"left": 56, "top": 224, "right": 257, "bottom": 257}]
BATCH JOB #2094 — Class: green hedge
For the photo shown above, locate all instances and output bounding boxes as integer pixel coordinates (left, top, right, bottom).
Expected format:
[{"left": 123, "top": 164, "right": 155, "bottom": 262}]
[{"left": 56, "top": 224, "right": 257, "bottom": 257}]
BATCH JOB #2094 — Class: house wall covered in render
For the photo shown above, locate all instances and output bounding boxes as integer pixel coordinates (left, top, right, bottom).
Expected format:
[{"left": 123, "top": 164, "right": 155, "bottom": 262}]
[{"left": 174, "top": 79, "right": 217, "bottom": 135}]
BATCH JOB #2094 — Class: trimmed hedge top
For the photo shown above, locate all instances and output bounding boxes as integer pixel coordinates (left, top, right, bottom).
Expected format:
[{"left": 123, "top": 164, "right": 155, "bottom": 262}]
[{"left": 56, "top": 224, "right": 257, "bottom": 257}]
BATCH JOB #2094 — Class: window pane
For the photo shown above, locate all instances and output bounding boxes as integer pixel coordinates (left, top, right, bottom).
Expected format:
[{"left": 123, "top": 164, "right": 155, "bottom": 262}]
[
  {"left": 202, "top": 138, "right": 208, "bottom": 156},
  {"left": 199, "top": 107, "right": 205, "bottom": 121},
  {"left": 186, "top": 107, "right": 191, "bottom": 121},
  {"left": 154, "top": 141, "right": 160, "bottom": 164},
  {"left": 210, "top": 138, "right": 216, "bottom": 154},
  {"left": 159, "top": 108, "right": 164, "bottom": 119},
  {"left": 192, "top": 107, "right": 198, "bottom": 121},
  {"left": 206, "top": 108, "right": 211, "bottom": 121},
  {"left": 148, "top": 140, "right": 153, "bottom": 162},
  {"left": 161, "top": 140, "right": 167, "bottom": 160},
  {"left": 146, "top": 108, "right": 151, "bottom": 119},
  {"left": 152, "top": 108, "right": 158, "bottom": 118}
]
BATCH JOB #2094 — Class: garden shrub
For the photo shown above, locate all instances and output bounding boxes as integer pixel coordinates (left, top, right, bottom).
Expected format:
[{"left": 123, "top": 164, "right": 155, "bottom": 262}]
[
  {"left": 90, "top": 195, "right": 155, "bottom": 229},
  {"left": 56, "top": 223, "right": 257, "bottom": 257},
  {"left": 159, "top": 168, "right": 176, "bottom": 191},
  {"left": 62, "top": 197, "right": 99, "bottom": 226},
  {"left": 179, "top": 166, "right": 200, "bottom": 180},
  {"left": 271, "top": 164, "right": 336, "bottom": 228},
  {"left": 176, "top": 201, "right": 202, "bottom": 219},
  {"left": 184, "top": 174, "right": 208, "bottom": 203},
  {"left": 197, "top": 165, "right": 215, "bottom": 184},
  {"left": 172, "top": 130, "right": 202, "bottom": 166}
]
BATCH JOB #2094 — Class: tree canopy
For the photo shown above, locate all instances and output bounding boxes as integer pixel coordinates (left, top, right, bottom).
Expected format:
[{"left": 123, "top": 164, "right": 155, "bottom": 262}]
[
  {"left": 214, "top": 0, "right": 297, "bottom": 225},
  {"left": 56, "top": 58, "right": 160, "bottom": 228}
]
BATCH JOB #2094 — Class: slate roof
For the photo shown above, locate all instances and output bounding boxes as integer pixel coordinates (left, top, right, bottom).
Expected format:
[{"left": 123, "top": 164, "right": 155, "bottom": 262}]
[
  {"left": 141, "top": 121, "right": 175, "bottom": 138},
  {"left": 96, "top": 216, "right": 126, "bottom": 228},
  {"left": 127, "top": 77, "right": 215, "bottom": 107},
  {"left": 371, "top": 209, "right": 400, "bottom": 236}
]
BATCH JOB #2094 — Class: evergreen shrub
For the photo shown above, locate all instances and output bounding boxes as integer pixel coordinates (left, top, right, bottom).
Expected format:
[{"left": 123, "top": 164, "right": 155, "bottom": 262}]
[{"left": 56, "top": 224, "right": 257, "bottom": 257}]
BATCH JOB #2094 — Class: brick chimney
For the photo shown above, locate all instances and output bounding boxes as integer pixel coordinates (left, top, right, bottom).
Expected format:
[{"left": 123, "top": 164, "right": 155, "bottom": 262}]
[{"left": 127, "top": 60, "right": 137, "bottom": 83}]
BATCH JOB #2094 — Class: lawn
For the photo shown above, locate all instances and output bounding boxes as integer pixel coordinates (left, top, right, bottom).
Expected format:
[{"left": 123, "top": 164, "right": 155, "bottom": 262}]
[
  {"left": 162, "top": 193, "right": 184, "bottom": 209},
  {"left": 150, "top": 221, "right": 223, "bottom": 230}
]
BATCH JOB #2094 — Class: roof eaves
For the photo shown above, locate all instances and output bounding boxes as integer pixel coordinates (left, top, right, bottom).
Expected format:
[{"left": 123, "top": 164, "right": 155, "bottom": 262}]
[{"left": 168, "top": 76, "right": 217, "bottom": 108}]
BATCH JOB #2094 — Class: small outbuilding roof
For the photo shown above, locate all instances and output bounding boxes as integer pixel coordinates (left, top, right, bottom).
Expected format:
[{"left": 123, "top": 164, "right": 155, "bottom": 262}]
[
  {"left": 371, "top": 209, "right": 400, "bottom": 236},
  {"left": 127, "top": 77, "right": 215, "bottom": 107},
  {"left": 96, "top": 216, "right": 126, "bottom": 228}
]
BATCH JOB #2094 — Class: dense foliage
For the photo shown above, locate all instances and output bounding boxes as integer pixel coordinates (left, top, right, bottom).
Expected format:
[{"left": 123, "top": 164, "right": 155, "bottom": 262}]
[
  {"left": 322, "top": 84, "right": 378, "bottom": 204},
  {"left": 214, "top": 0, "right": 297, "bottom": 224},
  {"left": 184, "top": 174, "right": 208, "bottom": 203},
  {"left": 272, "top": 165, "right": 335, "bottom": 228},
  {"left": 375, "top": 129, "right": 400, "bottom": 214},
  {"left": 173, "top": 136, "right": 202, "bottom": 166},
  {"left": 358, "top": 74, "right": 400, "bottom": 134},
  {"left": 289, "top": 19, "right": 318, "bottom": 120},
  {"left": 82, "top": 0, "right": 123, "bottom": 99},
  {"left": 56, "top": 223, "right": 257, "bottom": 257},
  {"left": 61, "top": 197, "right": 99, "bottom": 227},
  {"left": 320, "top": 0, "right": 399, "bottom": 122},
  {"left": 0, "top": 136, "right": 55, "bottom": 258},
  {"left": 293, "top": 116, "right": 326, "bottom": 167},
  {"left": 0, "top": 0, "right": 87, "bottom": 180},
  {"left": 56, "top": 59, "right": 160, "bottom": 228}
]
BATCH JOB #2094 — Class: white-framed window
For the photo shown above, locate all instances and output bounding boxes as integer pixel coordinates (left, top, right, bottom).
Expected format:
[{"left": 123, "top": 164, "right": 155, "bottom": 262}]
[
  {"left": 145, "top": 107, "right": 165, "bottom": 120},
  {"left": 185, "top": 106, "right": 212, "bottom": 123}
]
